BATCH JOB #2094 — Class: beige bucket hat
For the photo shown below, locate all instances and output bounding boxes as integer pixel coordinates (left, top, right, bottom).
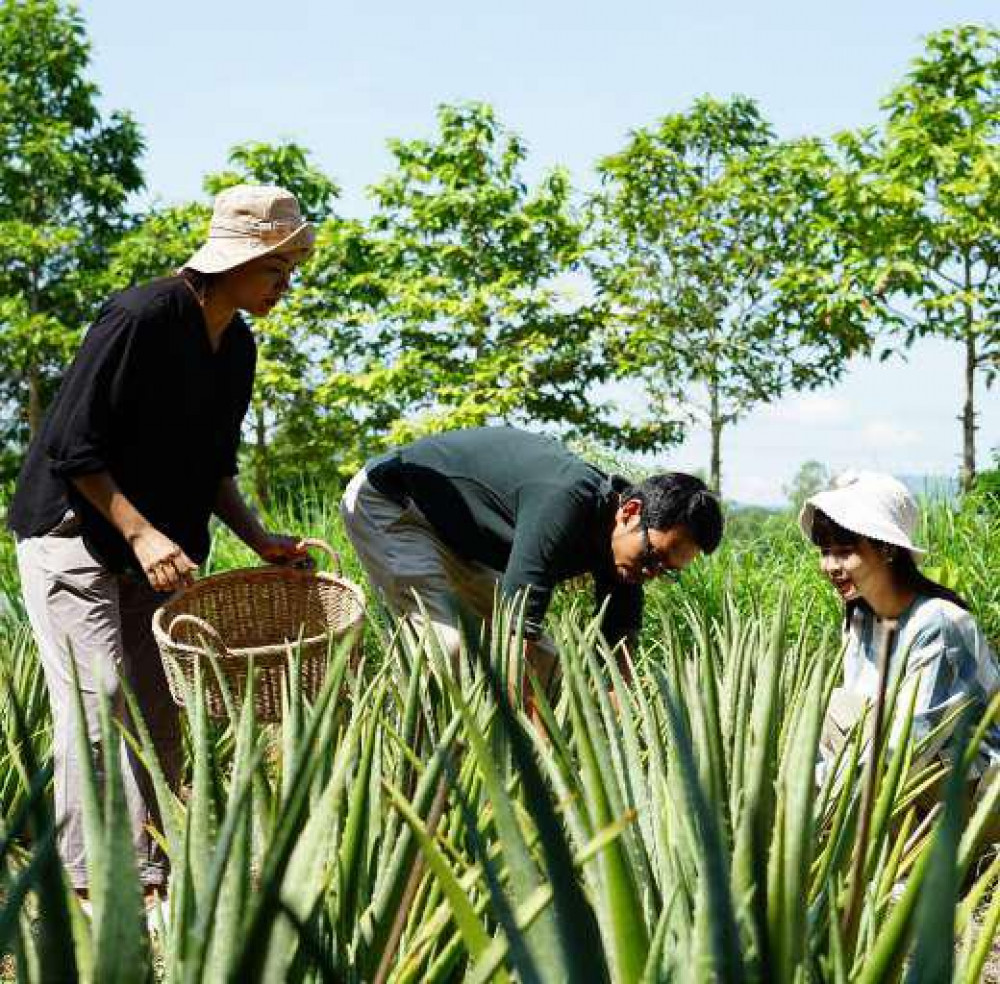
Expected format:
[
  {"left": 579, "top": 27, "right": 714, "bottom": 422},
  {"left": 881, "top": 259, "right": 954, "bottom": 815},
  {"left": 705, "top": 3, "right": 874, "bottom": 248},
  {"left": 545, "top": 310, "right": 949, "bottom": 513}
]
[
  {"left": 183, "top": 184, "right": 315, "bottom": 274},
  {"left": 798, "top": 470, "right": 927, "bottom": 559}
]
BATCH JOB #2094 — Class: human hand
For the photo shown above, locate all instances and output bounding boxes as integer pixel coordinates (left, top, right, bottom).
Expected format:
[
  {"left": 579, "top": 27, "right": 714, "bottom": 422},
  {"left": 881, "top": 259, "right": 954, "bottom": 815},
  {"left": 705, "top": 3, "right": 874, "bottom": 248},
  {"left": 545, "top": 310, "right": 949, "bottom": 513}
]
[
  {"left": 251, "top": 532, "right": 311, "bottom": 567},
  {"left": 130, "top": 528, "right": 198, "bottom": 592}
]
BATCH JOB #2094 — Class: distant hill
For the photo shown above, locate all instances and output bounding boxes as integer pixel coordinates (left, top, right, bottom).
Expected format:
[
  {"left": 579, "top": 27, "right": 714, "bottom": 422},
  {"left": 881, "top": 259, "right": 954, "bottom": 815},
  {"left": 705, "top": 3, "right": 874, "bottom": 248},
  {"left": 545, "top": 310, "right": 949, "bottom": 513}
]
[
  {"left": 898, "top": 474, "right": 960, "bottom": 502},
  {"left": 726, "top": 474, "right": 961, "bottom": 513}
]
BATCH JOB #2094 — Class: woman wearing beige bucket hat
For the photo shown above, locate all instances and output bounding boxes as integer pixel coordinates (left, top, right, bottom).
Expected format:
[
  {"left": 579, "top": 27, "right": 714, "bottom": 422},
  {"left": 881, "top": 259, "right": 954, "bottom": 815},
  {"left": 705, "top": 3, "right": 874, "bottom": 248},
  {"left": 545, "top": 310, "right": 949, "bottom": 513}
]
[
  {"left": 800, "top": 471, "right": 999, "bottom": 802},
  {"left": 7, "top": 184, "right": 316, "bottom": 900}
]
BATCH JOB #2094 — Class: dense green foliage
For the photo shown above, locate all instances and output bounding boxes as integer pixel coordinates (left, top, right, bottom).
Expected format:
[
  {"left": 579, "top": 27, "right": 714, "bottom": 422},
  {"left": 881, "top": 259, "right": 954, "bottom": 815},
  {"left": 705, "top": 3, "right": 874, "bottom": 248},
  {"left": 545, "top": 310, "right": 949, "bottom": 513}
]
[
  {"left": 588, "top": 97, "right": 873, "bottom": 492},
  {"left": 0, "top": 0, "right": 142, "bottom": 470},
  {"left": 0, "top": 3, "right": 996, "bottom": 495},
  {"left": 831, "top": 25, "right": 999, "bottom": 490}
]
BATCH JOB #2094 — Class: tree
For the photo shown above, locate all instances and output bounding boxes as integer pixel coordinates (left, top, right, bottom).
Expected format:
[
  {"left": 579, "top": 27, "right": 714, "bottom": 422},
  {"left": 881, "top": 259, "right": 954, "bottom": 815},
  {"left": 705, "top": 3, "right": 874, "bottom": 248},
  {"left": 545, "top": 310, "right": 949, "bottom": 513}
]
[
  {"left": 350, "top": 102, "right": 613, "bottom": 449},
  {"left": 590, "top": 97, "right": 872, "bottom": 494},
  {"left": 833, "top": 25, "right": 999, "bottom": 491},
  {"left": 0, "top": 0, "right": 143, "bottom": 469},
  {"left": 783, "top": 460, "right": 831, "bottom": 513},
  {"left": 103, "top": 202, "right": 210, "bottom": 290}
]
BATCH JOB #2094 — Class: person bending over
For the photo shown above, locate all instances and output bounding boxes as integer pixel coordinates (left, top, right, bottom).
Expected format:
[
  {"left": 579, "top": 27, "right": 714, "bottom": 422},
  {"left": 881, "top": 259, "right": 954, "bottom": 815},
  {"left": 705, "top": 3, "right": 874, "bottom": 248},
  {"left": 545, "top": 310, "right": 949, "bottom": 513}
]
[{"left": 341, "top": 426, "right": 723, "bottom": 690}]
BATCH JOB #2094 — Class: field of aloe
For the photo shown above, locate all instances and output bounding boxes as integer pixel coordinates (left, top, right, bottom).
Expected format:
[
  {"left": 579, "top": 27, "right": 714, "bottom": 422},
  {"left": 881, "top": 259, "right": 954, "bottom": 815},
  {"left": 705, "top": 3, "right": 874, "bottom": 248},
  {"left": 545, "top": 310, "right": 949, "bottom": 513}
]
[{"left": 0, "top": 487, "right": 997, "bottom": 983}]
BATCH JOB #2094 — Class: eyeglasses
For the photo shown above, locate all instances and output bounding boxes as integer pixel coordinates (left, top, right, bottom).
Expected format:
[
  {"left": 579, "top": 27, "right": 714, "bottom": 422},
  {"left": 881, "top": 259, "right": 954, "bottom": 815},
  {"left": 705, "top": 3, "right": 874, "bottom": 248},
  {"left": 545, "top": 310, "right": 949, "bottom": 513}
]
[{"left": 639, "top": 523, "right": 681, "bottom": 581}]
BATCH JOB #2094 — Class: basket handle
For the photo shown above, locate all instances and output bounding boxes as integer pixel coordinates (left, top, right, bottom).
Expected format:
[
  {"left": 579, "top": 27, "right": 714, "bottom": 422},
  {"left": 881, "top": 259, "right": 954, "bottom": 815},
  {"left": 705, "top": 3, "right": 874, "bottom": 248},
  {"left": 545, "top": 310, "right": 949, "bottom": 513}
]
[
  {"left": 298, "top": 537, "right": 342, "bottom": 574},
  {"left": 168, "top": 613, "right": 231, "bottom": 656}
]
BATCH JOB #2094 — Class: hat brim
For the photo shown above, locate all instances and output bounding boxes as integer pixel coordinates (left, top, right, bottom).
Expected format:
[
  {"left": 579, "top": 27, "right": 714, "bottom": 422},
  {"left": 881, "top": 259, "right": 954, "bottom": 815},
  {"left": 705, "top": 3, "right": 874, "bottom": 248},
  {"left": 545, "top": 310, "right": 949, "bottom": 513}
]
[
  {"left": 182, "top": 222, "right": 315, "bottom": 275},
  {"left": 798, "top": 496, "right": 927, "bottom": 559}
]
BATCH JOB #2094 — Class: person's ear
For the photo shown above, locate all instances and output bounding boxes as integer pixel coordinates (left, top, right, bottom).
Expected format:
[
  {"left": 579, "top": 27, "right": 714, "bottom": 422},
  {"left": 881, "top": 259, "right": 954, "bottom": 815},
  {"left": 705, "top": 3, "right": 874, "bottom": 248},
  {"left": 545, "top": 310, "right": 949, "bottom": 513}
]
[{"left": 619, "top": 497, "right": 643, "bottom": 525}]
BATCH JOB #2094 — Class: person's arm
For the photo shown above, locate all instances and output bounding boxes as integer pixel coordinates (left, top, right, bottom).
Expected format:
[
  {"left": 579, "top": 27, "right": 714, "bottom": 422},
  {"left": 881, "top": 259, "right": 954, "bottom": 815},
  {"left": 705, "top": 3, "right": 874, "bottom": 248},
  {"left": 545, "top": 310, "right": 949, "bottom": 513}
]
[
  {"left": 45, "top": 301, "right": 199, "bottom": 592},
  {"left": 900, "top": 615, "right": 977, "bottom": 763},
  {"left": 595, "top": 577, "right": 642, "bottom": 650},
  {"left": 213, "top": 477, "right": 308, "bottom": 564},
  {"left": 501, "top": 487, "right": 593, "bottom": 640},
  {"left": 71, "top": 472, "right": 197, "bottom": 592},
  {"left": 44, "top": 301, "right": 137, "bottom": 478}
]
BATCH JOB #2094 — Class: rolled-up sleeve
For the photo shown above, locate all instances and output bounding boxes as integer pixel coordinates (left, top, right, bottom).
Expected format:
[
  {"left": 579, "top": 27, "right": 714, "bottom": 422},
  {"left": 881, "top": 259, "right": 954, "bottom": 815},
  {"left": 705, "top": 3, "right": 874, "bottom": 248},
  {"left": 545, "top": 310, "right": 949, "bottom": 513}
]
[{"left": 44, "top": 303, "right": 140, "bottom": 478}]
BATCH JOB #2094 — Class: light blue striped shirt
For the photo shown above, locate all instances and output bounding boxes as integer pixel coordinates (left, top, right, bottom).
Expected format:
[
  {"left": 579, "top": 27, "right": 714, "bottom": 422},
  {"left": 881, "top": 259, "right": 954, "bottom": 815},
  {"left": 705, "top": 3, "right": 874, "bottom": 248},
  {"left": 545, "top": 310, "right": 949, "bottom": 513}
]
[{"left": 843, "top": 595, "right": 1000, "bottom": 773}]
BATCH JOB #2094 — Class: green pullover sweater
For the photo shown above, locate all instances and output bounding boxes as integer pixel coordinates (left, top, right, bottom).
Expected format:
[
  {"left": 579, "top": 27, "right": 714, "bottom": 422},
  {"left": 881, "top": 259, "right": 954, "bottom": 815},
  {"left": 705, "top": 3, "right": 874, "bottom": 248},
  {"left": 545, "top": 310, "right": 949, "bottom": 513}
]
[{"left": 366, "top": 426, "right": 642, "bottom": 646}]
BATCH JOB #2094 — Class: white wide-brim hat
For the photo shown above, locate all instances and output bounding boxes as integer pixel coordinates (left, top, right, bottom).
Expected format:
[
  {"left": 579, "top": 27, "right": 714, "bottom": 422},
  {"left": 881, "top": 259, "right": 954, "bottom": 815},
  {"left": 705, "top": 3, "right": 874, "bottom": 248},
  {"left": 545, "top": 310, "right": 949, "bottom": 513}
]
[
  {"left": 183, "top": 184, "right": 316, "bottom": 274},
  {"left": 798, "top": 470, "right": 927, "bottom": 559}
]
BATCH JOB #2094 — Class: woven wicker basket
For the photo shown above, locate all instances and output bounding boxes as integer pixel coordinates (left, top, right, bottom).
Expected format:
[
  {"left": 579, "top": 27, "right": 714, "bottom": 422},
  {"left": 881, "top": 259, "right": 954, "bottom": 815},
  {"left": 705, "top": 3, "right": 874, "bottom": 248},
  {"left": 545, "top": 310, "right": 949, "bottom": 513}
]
[{"left": 152, "top": 539, "right": 365, "bottom": 721}]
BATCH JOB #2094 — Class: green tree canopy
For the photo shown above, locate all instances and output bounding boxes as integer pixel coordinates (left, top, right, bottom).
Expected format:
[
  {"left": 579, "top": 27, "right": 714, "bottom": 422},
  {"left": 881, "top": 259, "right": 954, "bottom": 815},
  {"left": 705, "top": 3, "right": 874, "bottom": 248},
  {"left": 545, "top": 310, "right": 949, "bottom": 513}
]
[
  {"left": 833, "top": 24, "right": 999, "bottom": 490},
  {"left": 0, "top": 0, "right": 143, "bottom": 471},
  {"left": 590, "top": 96, "right": 872, "bottom": 494},
  {"left": 348, "top": 102, "right": 613, "bottom": 450}
]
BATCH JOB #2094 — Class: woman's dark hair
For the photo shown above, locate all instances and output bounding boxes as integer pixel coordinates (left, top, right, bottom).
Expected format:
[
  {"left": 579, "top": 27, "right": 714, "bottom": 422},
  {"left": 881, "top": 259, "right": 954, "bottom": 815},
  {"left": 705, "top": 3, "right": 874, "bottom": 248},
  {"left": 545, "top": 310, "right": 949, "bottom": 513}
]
[
  {"left": 180, "top": 267, "right": 224, "bottom": 302},
  {"left": 809, "top": 509, "right": 968, "bottom": 612},
  {"left": 621, "top": 473, "right": 724, "bottom": 554}
]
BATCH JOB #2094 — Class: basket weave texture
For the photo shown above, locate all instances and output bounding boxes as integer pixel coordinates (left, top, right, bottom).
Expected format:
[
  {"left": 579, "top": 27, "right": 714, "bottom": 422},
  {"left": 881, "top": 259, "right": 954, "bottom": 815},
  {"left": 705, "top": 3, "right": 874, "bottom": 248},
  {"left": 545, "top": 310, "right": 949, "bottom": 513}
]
[{"left": 152, "top": 540, "right": 364, "bottom": 721}]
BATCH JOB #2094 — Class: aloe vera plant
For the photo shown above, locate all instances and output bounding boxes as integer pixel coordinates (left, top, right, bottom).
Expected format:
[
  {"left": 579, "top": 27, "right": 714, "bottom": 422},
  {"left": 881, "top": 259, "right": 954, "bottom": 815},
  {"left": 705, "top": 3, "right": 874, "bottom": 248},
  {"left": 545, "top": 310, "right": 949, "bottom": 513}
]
[{"left": 0, "top": 492, "right": 996, "bottom": 982}]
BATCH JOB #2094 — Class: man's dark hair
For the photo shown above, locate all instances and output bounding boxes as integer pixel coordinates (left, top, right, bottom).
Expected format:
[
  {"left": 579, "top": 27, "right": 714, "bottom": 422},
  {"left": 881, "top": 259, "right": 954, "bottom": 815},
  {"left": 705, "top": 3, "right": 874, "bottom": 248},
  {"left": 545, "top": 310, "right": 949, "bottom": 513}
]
[{"left": 620, "top": 473, "right": 724, "bottom": 553}]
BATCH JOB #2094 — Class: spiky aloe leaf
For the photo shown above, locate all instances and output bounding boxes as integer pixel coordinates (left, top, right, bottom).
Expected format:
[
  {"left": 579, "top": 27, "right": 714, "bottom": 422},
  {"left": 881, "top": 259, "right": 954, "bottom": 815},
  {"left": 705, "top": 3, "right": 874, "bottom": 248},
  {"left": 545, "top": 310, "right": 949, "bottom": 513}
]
[
  {"left": 384, "top": 779, "right": 505, "bottom": 975},
  {"left": 92, "top": 691, "right": 152, "bottom": 982},
  {"left": 654, "top": 666, "right": 746, "bottom": 984},
  {"left": 731, "top": 599, "right": 785, "bottom": 977},
  {"left": 2, "top": 669, "right": 79, "bottom": 983},
  {"left": 354, "top": 715, "right": 464, "bottom": 969},
  {"left": 562, "top": 637, "right": 648, "bottom": 982},
  {"left": 206, "top": 668, "right": 259, "bottom": 982},
  {"left": 437, "top": 667, "right": 567, "bottom": 978},
  {"left": 227, "top": 637, "right": 350, "bottom": 982},
  {"left": 337, "top": 687, "right": 381, "bottom": 942},
  {"left": 902, "top": 716, "right": 973, "bottom": 984}
]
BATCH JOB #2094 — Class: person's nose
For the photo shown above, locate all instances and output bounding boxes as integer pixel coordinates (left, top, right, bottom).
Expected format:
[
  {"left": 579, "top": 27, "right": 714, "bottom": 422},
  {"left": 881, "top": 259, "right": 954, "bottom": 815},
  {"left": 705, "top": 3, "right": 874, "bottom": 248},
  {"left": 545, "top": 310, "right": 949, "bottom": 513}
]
[{"left": 820, "top": 553, "right": 839, "bottom": 576}]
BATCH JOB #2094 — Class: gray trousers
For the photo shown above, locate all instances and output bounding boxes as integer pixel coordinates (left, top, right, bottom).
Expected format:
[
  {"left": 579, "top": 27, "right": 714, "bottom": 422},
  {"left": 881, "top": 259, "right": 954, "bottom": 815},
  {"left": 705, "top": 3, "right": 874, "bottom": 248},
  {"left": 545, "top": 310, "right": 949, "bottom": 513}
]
[
  {"left": 15, "top": 518, "right": 180, "bottom": 889},
  {"left": 340, "top": 469, "right": 558, "bottom": 689}
]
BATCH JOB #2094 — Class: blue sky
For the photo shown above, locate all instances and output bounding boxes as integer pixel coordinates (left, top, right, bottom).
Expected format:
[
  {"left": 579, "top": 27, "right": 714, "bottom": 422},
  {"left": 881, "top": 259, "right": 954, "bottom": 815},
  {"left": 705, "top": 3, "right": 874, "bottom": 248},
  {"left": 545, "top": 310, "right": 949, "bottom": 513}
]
[{"left": 80, "top": 0, "right": 999, "bottom": 503}]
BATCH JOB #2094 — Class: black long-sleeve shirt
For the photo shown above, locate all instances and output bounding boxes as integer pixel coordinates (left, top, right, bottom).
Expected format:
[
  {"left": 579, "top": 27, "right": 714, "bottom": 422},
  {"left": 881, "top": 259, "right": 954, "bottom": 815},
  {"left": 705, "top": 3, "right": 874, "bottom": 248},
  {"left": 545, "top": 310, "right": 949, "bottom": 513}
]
[
  {"left": 8, "top": 276, "right": 256, "bottom": 573},
  {"left": 366, "top": 427, "right": 642, "bottom": 646}
]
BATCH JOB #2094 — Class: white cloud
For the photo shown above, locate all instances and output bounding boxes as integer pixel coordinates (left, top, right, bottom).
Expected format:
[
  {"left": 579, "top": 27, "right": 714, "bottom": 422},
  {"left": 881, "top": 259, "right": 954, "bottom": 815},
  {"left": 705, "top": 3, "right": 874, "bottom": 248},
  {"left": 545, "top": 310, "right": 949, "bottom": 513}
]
[
  {"left": 768, "top": 394, "right": 852, "bottom": 426},
  {"left": 861, "top": 421, "right": 921, "bottom": 449},
  {"left": 728, "top": 474, "right": 786, "bottom": 507}
]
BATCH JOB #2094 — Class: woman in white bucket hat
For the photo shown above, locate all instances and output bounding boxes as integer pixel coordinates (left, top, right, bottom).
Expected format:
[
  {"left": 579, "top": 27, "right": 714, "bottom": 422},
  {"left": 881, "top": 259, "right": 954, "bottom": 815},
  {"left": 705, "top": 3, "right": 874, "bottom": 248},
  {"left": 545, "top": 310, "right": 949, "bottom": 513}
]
[
  {"left": 7, "top": 184, "right": 316, "bottom": 901},
  {"left": 800, "top": 471, "right": 1000, "bottom": 796}
]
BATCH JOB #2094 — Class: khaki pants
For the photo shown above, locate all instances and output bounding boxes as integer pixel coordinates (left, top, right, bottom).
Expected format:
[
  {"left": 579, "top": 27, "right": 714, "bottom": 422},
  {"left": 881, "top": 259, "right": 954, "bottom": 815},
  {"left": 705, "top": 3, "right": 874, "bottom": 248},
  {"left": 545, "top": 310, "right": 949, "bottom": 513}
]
[
  {"left": 340, "top": 469, "right": 558, "bottom": 691},
  {"left": 15, "top": 519, "right": 180, "bottom": 889}
]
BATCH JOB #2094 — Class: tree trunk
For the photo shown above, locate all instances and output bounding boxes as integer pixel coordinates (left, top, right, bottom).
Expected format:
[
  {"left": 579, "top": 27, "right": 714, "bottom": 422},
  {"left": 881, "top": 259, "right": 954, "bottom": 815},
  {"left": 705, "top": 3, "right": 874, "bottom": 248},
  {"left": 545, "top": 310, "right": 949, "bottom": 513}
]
[
  {"left": 961, "top": 328, "right": 977, "bottom": 493},
  {"left": 960, "top": 257, "right": 977, "bottom": 494},
  {"left": 254, "top": 404, "right": 271, "bottom": 508},
  {"left": 709, "top": 379, "right": 723, "bottom": 497},
  {"left": 27, "top": 365, "right": 43, "bottom": 437},
  {"left": 26, "top": 271, "right": 43, "bottom": 438}
]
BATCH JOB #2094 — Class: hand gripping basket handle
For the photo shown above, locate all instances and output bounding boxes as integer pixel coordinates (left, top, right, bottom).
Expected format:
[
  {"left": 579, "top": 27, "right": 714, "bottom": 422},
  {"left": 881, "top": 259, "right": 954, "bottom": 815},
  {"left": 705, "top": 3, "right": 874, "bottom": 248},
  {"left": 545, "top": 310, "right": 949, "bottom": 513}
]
[
  {"left": 299, "top": 538, "right": 342, "bottom": 574},
  {"left": 168, "top": 613, "right": 231, "bottom": 656}
]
